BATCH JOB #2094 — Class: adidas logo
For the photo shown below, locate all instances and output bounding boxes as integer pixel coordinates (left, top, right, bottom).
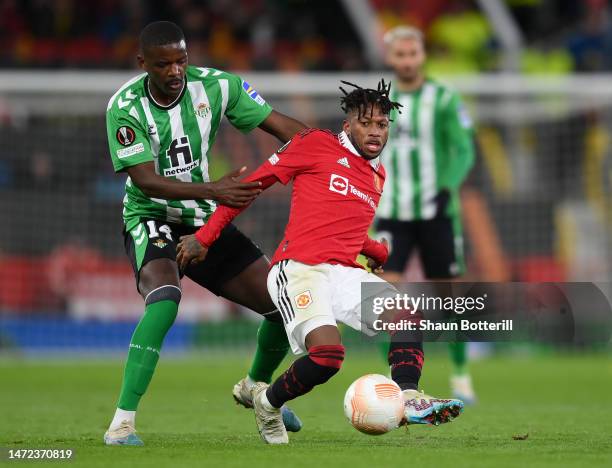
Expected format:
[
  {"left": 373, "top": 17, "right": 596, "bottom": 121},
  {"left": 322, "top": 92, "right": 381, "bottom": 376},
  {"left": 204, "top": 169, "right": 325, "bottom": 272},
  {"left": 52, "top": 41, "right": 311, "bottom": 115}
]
[{"left": 337, "top": 157, "right": 351, "bottom": 168}]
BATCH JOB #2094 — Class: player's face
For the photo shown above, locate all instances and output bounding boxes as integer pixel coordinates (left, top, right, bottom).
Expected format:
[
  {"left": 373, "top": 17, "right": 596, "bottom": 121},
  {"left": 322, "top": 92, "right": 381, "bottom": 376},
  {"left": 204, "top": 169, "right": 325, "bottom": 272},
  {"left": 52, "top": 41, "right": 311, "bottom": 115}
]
[
  {"left": 138, "top": 40, "right": 188, "bottom": 100},
  {"left": 386, "top": 38, "right": 425, "bottom": 82},
  {"left": 343, "top": 105, "right": 389, "bottom": 159}
]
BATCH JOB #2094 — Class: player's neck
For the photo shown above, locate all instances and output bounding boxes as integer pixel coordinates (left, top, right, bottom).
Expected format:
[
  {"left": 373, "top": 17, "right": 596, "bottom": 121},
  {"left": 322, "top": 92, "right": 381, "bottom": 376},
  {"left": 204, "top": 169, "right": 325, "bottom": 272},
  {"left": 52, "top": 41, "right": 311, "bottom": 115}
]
[
  {"left": 147, "top": 78, "right": 184, "bottom": 107},
  {"left": 395, "top": 74, "right": 425, "bottom": 93}
]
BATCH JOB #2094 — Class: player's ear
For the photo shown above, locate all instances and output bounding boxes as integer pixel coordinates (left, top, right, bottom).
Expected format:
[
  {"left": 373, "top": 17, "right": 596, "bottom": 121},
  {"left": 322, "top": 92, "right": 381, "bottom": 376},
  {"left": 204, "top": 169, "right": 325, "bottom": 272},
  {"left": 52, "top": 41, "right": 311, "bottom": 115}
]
[
  {"left": 342, "top": 119, "right": 350, "bottom": 136},
  {"left": 136, "top": 53, "right": 145, "bottom": 70}
]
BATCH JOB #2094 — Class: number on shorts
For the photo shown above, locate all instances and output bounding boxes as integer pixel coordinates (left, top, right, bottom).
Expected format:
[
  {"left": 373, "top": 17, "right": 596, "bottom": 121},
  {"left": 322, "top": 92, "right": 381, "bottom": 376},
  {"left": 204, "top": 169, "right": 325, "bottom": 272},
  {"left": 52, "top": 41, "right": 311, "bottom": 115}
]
[{"left": 146, "top": 220, "right": 173, "bottom": 241}]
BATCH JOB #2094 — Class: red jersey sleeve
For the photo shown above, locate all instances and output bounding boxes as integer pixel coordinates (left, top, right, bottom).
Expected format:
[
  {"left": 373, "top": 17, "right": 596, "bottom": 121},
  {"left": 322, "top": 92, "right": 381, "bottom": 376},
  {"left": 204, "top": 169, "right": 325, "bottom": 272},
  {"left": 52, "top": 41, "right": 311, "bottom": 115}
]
[
  {"left": 361, "top": 237, "right": 389, "bottom": 265},
  {"left": 194, "top": 165, "right": 277, "bottom": 248},
  {"left": 264, "top": 134, "right": 312, "bottom": 185}
]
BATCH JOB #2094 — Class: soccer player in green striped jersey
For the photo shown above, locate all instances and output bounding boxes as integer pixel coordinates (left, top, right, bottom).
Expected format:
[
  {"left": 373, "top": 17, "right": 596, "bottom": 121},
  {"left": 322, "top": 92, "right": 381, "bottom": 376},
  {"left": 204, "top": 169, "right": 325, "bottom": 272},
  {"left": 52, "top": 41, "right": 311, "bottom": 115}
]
[
  {"left": 375, "top": 26, "right": 477, "bottom": 403},
  {"left": 104, "top": 21, "right": 305, "bottom": 445}
]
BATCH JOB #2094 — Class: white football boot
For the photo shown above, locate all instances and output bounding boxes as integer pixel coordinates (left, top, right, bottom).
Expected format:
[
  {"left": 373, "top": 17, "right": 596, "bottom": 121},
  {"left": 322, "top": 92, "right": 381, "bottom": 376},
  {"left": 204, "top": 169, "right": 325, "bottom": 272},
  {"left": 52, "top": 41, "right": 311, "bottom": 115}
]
[
  {"left": 233, "top": 377, "right": 302, "bottom": 432},
  {"left": 103, "top": 420, "right": 144, "bottom": 446},
  {"left": 251, "top": 382, "right": 289, "bottom": 444}
]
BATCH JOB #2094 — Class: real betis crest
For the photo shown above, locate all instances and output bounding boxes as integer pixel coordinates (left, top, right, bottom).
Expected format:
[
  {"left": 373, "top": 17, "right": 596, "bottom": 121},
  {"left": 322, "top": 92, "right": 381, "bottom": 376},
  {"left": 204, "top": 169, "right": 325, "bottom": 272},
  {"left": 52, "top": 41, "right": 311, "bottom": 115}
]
[
  {"left": 195, "top": 102, "right": 210, "bottom": 118},
  {"left": 153, "top": 238, "right": 167, "bottom": 249}
]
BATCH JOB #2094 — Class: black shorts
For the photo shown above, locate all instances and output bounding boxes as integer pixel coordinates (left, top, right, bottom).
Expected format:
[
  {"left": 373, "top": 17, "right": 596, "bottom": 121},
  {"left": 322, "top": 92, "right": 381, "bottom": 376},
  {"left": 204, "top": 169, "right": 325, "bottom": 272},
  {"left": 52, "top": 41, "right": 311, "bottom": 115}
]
[
  {"left": 124, "top": 219, "right": 263, "bottom": 295},
  {"left": 375, "top": 216, "right": 465, "bottom": 279}
]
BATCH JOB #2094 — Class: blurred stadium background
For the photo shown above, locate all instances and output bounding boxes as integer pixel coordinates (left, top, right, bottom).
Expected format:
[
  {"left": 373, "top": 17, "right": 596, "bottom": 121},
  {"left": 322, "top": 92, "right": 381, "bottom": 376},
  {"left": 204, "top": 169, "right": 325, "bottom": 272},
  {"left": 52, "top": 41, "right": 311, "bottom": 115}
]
[{"left": 0, "top": 0, "right": 611, "bottom": 354}]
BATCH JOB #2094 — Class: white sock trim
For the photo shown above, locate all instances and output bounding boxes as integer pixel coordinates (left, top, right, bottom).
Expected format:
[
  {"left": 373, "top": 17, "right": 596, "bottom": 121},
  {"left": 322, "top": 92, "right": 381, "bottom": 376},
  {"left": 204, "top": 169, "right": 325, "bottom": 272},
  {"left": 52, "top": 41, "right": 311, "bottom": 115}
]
[
  {"left": 245, "top": 375, "right": 257, "bottom": 390},
  {"left": 144, "top": 284, "right": 182, "bottom": 304},
  {"left": 109, "top": 408, "right": 136, "bottom": 431},
  {"left": 260, "top": 390, "right": 276, "bottom": 412}
]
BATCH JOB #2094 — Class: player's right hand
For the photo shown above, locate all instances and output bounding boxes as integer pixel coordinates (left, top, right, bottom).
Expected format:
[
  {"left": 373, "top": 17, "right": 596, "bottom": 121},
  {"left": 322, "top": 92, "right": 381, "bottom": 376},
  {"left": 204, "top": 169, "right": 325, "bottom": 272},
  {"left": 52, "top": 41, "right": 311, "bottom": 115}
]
[
  {"left": 176, "top": 234, "right": 209, "bottom": 271},
  {"left": 366, "top": 238, "right": 389, "bottom": 274},
  {"left": 208, "top": 166, "right": 262, "bottom": 208}
]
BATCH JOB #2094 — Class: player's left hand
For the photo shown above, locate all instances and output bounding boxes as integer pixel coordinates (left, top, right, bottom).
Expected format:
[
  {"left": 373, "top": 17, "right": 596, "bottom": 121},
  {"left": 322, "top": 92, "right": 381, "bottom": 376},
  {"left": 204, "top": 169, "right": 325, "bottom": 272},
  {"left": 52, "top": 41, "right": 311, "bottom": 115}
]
[
  {"left": 176, "top": 235, "right": 208, "bottom": 271},
  {"left": 366, "top": 238, "right": 388, "bottom": 274},
  {"left": 434, "top": 189, "right": 450, "bottom": 218}
]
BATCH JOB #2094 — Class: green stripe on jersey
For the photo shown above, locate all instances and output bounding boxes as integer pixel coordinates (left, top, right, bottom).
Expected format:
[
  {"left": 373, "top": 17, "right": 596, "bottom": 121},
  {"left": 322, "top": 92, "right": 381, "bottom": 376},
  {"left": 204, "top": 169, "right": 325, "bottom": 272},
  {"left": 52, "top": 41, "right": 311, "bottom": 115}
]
[
  {"left": 106, "top": 66, "right": 272, "bottom": 227},
  {"left": 377, "top": 79, "right": 459, "bottom": 221},
  {"left": 410, "top": 88, "right": 422, "bottom": 219}
]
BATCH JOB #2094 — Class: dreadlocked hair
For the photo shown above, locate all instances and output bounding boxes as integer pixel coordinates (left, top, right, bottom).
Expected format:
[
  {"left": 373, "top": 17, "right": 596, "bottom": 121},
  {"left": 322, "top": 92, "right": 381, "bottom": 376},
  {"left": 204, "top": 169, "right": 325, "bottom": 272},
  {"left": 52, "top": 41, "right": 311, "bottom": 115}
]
[{"left": 339, "top": 79, "right": 402, "bottom": 119}]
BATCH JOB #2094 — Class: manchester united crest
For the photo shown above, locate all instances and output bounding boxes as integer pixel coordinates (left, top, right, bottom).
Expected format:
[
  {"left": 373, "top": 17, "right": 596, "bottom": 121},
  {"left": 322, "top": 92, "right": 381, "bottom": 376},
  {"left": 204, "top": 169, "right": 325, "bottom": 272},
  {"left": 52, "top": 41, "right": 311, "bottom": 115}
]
[
  {"left": 294, "top": 290, "right": 313, "bottom": 309},
  {"left": 373, "top": 172, "right": 382, "bottom": 193}
]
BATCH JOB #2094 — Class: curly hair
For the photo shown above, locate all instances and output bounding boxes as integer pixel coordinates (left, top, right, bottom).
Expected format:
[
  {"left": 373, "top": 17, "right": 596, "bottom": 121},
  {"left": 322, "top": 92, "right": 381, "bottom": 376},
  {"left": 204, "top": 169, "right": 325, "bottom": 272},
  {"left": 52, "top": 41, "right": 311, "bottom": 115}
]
[{"left": 339, "top": 79, "right": 402, "bottom": 119}]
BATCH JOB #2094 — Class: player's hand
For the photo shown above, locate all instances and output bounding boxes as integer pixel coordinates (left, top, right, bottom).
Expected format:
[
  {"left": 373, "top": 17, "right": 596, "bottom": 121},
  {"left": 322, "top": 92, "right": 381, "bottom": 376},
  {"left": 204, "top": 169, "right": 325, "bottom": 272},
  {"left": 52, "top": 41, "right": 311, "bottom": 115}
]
[
  {"left": 434, "top": 189, "right": 450, "bottom": 218},
  {"left": 366, "top": 238, "right": 389, "bottom": 274},
  {"left": 208, "top": 166, "right": 262, "bottom": 208},
  {"left": 176, "top": 234, "right": 208, "bottom": 271}
]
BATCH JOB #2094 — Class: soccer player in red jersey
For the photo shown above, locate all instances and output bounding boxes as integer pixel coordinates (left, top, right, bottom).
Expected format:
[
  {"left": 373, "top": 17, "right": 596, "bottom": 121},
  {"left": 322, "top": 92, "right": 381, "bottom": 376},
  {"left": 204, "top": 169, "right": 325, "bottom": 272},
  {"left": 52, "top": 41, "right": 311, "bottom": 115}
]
[{"left": 177, "top": 81, "right": 463, "bottom": 444}]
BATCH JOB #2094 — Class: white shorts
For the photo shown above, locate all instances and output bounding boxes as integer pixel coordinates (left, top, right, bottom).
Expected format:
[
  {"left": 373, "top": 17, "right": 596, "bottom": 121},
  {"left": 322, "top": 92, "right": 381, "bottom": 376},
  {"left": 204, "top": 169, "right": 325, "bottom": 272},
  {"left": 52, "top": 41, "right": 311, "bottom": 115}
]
[{"left": 267, "top": 260, "right": 397, "bottom": 354}]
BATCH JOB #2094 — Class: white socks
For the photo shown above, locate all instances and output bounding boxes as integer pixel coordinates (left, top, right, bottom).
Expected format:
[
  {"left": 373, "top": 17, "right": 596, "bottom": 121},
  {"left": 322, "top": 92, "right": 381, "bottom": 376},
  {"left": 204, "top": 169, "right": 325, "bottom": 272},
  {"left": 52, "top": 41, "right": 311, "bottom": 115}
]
[
  {"left": 245, "top": 375, "right": 257, "bottom": 391},
  {"left": 109, "top": 408, "right": 136, "bottom": 431},
  {"left": 259, "top": 389, "right": 276, "bottom": 412}
]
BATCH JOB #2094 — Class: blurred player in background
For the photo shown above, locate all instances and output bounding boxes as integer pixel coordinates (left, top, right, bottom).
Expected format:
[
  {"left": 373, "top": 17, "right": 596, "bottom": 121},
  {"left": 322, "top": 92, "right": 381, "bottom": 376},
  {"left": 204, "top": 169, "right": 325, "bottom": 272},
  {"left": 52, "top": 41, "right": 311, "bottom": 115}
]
[
  {"left": 177, "top": 81, "right": 463, "bottom": 444},
  {"left": 375, "top": 26, "right": 476, "bottom": 403},
  {"left": 104, "top": 21, "right": 305, "bottom": 445}
]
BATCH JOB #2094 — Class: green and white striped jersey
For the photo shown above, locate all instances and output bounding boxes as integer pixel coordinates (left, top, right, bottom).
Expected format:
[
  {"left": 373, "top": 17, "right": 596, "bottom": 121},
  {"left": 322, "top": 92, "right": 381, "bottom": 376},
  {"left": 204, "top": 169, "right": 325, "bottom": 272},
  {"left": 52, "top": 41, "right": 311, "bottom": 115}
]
[
  {"left": 377, "top": 78, "right": 475, "bottom": 221},
  {"left": 106, "top": 66, "right": 272, "bottom": 230}
]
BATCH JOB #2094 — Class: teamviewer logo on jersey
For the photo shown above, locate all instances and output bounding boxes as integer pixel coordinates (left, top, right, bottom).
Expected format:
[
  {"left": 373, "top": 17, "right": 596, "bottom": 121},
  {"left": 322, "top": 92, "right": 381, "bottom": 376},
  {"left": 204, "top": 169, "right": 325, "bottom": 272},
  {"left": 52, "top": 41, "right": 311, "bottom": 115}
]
[{"left": 329, "top": 174, "right": 349, "bottom": 195}]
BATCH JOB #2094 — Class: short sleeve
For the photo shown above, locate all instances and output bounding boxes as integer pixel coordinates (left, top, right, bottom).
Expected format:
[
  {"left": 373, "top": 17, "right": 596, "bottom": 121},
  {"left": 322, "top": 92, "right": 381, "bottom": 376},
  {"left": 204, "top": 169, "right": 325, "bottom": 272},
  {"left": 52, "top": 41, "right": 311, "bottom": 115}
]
[
  {"left": 224, "top": 73, "right": 273, "bottom": 133},
  {"left": 264, "top": 136, "right": 312, "bottom": 185},
  {"left": 106, "top": 107, "right": 153, "bottom": 172},
  {"left": 446, "top": 92, "right": 473, "bottom": 132},
  {"left": 440, "top": 91, "right": 475, "bottom": 190}
]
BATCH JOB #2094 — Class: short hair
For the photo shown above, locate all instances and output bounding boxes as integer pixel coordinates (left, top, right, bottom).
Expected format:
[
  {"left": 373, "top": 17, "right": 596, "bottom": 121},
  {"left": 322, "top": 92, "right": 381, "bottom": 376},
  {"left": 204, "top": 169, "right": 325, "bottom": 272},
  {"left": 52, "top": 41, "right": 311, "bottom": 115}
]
[
  {"left": 339, "top": 79, "right": 402, "bottom": 119},
  {"left": 139, "top": 21, "right": 185, "bottom": 51},
  {"left": 383, "top": 25, "right": 424, "bottom": 47}
]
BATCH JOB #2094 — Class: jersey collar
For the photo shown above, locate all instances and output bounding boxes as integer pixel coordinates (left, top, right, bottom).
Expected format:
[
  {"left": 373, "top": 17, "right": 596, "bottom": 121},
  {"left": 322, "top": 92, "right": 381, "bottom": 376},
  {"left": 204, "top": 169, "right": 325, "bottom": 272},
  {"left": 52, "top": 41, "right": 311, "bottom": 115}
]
[
  {"left": 145, "top": 76, "right": 187, "bottom": 110},
  {"left": 338, "top": 131, "right": 380, "bottom": 170}
]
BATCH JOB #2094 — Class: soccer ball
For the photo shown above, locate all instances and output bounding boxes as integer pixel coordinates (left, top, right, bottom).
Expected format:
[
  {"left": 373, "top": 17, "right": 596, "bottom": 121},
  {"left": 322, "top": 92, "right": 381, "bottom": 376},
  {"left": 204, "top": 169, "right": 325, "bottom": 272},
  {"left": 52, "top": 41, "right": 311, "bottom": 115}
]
[{"left": 343, "top": 374, "right": 405, "bottom": 435}]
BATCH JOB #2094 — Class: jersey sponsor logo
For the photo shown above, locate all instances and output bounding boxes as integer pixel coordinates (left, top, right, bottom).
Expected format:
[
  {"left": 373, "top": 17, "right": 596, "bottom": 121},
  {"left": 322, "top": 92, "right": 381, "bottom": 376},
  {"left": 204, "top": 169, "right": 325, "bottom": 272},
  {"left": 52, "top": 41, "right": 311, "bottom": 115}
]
[
  {"left": 242, "top": 81, "right": 266, "bottom": 105},
  {"left": 337, "top": 157, "right": 351, "bottom": 168},
  {"left": 116, "top": 126, "right": 136, "bottom": 146},
  {"left": 330, "top": 174, "right": 377, "bottom": 208},
  {"left": 194, "top": 102, "right": 211, "bottom": 118},
  {"left": 349, "top": 184, "right": 376, "bottom": 209},
  {"left": 147, "top": 123, "right": 157, "bottom": 135},
  {"left": 163, "top": 136, "right": 198, "bottom": 176},
  {"left": 294, "top": 290, "right": 313, "bottom": 309},
  {"left": 329, "top": 174, "right": 349, "bottom": 195},
  {"left": 116, "top": 142, "right": 145, "bottom": 159},
  {"left": 268, "top": 154, "right": 280, "bottom": 165}
]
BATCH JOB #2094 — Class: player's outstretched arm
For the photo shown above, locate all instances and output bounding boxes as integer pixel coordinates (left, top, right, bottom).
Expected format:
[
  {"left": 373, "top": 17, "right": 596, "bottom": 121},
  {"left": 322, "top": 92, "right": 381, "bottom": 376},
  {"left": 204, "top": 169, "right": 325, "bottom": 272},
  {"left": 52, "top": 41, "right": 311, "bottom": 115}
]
[
  {"left": 176, "top": 164, "right": 280, "bottom": 270},
  {"left": 258, "top": 110, "right": 307, "bottom": 143},
  {"left": 126, "top": 162, "right": 262, "bottom": 208},
  {"left": 362, "top": 237, "right": 389, "bottom": 274}
]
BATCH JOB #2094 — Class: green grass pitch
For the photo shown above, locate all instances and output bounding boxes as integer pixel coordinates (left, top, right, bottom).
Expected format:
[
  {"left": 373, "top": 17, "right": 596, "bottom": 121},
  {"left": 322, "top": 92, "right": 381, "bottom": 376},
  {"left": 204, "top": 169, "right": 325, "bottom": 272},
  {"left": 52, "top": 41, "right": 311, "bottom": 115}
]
[{"left": 1, "top": 351, "right": 611, "bottom": 467}]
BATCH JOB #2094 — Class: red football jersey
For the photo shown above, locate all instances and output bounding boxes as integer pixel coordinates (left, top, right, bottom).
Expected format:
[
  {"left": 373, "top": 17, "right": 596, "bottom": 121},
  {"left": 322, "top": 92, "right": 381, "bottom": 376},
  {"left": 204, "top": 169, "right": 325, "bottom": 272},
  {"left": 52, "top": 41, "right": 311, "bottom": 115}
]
[{"left": 196, "top": 129, "right": 387, "bottom": 268}]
